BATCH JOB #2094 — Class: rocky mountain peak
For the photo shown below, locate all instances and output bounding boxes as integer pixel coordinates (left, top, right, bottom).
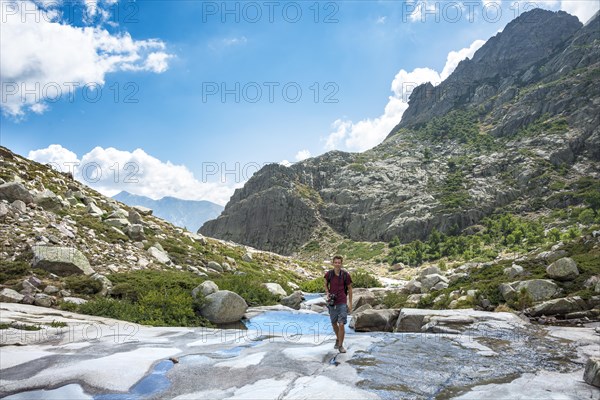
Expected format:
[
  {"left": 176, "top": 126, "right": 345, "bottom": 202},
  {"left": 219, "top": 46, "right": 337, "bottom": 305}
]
[
  {"left": 201, "top": 9, "right": 599, "bottom": 256},
  {"left": 392, "top": 9, "right": 582, "bottom": 132}
]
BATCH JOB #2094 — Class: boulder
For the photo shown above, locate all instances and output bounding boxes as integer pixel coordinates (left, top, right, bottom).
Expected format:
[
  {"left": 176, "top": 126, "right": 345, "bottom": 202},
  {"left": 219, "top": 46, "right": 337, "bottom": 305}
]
[
  {"left": 353, "top": 303, "right": 373, "bottom": 314},
  {"left": 133, "top": 205, "right": 153, "bottom": 216},
  {"left": 395, "top": 311, "right": 426, "bottom": 332},
  {"left": 192, "top": 281, "right": 219, "bottom": 299},
  {"left": 448, "top": 272, "right": 468, "bottom": 284},
  {"left": 34, "top": 189, "right": 63, "bottom": 211},
  {"left": 401, "top": 280, "right": 422, "bottom": 294},
  {"left": 351, "top": 309, "right": 399, "bottom": 332},
  {"left": 128, "top": 210, "right": 143, "bottom": 225},
  {"left": 148, "top": 247, "right": 171, "bottom": 264},
  {"left": 263, "top": 283, "right": 287, "bottom": 298},
  {"left": 0, "top": 182, "right": 33, "bottom": 204},
  {"left": 0, "top": 288, "right": 24, "bottom": 303},
  {"left": 32, "top": 246, "right": 95, "bottom": 276},
  {"left": 87, "top": 203, "right": 104, "bottom": 217},
  {"left": 62, "top": 297, "right": 88, "bottom": 305},
  {"left": 406, "top": 294, "right": 425, "bottom": 306},
  {"left": 206, "top": 261, "right": 223, "bottom": 273},
  {"left": 546, "top": 257, "right": 579, "bottom": 281},
  {"left": 28, "top": 276, "right": 42, "bottom": 287},
  {"left": 104, "top": 218, "right": 130, "bottom": 229},
  {"left": 421, "top": 274, "right": 448, "bottom": 292},
  {"left": 503, "top": 264, "right": 524, "bottom": 279},
  {"left": 419, "top": 266, "right": 441, "bottom": 278},
  {"left": 432, "top": 281, "right": 449, "bottom": 291},
  {"left": 34, "top": 293, "right": 55, "bottom": 307},
  {"left": 125, "top": 224, "right": 146, "bottom": 241},
  {"left": 281, "top": 291, "right": 304, "bottom": 310},
  {"left": 499, "top": 280, "right": 558, "bottom": 302},
  {"left": 43, "top": 285, "right": 59, "bottom": 294},
  {"left": 242, "top": 252, "right": 253, "bottom": 262},
  {"left": 91, "top": 273, "right": 113, "bottom": 296},
  {"left": 352, "top": 288, "right": 377, "bottom": 310},
  {"left": 536, "top": 250, "right": 568, "bottom": 263},
  {"left": 0, "top": 202, "right": 9, "bottom": 218},
  {"left": 198, "top": 290, "right": 248, "bottom": 324},
  {"left": 11, "top": 200, "right": 26, "bottom": 213},
  {"left": 584, "top": 358, "right": 600, "bottom": 387},
  {"left": 527, "top": 296, "right": 587, "bottom": 317}
]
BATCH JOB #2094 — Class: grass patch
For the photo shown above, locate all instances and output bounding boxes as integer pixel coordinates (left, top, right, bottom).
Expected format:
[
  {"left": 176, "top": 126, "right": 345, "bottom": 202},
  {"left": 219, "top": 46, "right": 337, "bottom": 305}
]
[
  {"left": 48, "top": 320, "right": 68, "bottom": 328},
  {"left": 10, "top": 323, "right": 42, "bottom": 331}
]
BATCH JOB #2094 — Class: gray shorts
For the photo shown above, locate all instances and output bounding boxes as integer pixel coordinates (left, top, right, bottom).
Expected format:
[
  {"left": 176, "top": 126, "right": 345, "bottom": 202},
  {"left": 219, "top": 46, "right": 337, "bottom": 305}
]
[{"left": 328, "top": 304, "right": 348, "bottom": 325}]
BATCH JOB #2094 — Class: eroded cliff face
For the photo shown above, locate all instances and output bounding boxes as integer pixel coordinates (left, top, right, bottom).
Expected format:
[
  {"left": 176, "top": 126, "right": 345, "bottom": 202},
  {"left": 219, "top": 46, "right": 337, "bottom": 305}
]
[{"left": 200, "top": 9, "right": 600, "bottom": 255}]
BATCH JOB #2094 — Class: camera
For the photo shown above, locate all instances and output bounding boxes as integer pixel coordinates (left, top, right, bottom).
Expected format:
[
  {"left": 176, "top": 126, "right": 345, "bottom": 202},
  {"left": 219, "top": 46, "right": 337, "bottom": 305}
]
[{"left": 327, "top": 293, "right": 336, "bottom": 306}]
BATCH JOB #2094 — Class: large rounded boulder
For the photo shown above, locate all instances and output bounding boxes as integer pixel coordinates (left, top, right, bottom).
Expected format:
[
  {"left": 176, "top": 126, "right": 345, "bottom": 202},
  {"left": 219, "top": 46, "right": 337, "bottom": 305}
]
[
  {"left": 198, "top": 290, "right": 247, "bottom": 324},
  {"left": 546, "top": 257, "right": 579, "bottom": 281}
]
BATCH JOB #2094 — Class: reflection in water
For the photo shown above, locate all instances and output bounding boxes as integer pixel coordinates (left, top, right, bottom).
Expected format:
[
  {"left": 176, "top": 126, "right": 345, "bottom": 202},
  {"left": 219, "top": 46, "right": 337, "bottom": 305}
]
[{"left": 244, "top": 311, "right": 353, "bottom": 342}]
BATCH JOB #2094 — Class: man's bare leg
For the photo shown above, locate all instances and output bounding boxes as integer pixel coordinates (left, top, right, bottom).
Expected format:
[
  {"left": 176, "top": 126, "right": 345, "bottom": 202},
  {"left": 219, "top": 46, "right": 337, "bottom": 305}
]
[
  {"left": 332, "top": 323, "right": 339, "bottom": 346},
  {"left": 337, "top": 322, "right": 345, "bottom": 348}
]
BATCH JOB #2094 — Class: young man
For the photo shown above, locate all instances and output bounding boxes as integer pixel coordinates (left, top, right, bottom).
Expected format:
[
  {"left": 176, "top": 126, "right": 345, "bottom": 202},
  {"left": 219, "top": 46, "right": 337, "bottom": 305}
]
[{"left": 324, "top": 255, "right": 353, "bottom": 353}]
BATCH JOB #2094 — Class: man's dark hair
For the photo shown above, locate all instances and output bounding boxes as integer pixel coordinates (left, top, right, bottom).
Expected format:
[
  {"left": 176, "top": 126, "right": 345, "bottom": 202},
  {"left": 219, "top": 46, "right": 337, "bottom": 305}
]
[{"left": 333, "top": 255, "right": 343, "bottom": 263}]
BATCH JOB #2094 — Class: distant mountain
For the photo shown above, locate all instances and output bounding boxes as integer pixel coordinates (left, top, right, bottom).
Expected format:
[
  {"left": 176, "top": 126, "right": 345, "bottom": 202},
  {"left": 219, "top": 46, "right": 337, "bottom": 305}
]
[{"left": 113, "top": 191, "right": 223, "bottom": 232}]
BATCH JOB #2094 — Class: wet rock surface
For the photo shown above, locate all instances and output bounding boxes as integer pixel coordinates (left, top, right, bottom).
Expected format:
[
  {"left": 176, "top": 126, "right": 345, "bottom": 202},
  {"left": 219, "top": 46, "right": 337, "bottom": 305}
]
[{"left": 1, "top": 304, "right": 598, "bottom": 400}]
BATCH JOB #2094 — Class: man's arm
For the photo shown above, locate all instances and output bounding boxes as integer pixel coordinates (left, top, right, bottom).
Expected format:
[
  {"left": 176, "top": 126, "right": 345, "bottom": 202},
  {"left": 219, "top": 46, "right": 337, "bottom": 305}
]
[
  {"left": 324, "top": 278, "right": 329, "bottom": 296},
  {"left": 347, "top": 284, "right": 353, "bottom": 313}
]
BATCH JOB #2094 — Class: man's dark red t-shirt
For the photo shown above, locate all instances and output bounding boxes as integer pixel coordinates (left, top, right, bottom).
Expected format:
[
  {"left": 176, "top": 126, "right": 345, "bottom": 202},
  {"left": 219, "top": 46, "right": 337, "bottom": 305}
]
[{"left": 325, "top": 269, "right": 352, "bottom": 305}]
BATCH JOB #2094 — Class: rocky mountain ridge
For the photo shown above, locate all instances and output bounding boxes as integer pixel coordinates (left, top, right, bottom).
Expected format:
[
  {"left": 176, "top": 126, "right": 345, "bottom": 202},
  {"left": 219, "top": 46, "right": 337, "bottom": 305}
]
[
  {"left": 200, "top": 9, "right": 600, "bottom": 256},
  {"left": 113, "top": 191, "right": 223, "bottom": 232}
]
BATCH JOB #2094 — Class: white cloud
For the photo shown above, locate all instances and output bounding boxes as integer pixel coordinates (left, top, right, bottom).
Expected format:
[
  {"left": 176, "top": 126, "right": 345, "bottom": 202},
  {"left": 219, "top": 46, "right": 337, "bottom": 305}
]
[
  {"left": 440, "top": 40, "right": 486, "bottom": 80},
  {"left": 560, "top": 1, "right": 599, "bottom": 23},
  {"left": 0, "top": 0, "right": 172, "bottom": 118},
  {"left": 30, "top": 103, "right": 49, "bottom": 114},
  {"left": 222, "top": 36, "right": 248, "bottom": 46},
  {"left": 279, "top": 160, "right": 292, "bottom": 167},
  {"left": 27, "top": 145, "right": 238, "bottom": 206},
  {"left": 376, "top": 16, "right": 387, "bottom": 24},
  {"left": 295, "top": 150, "right": 311, "bottom": 161},
  {"left": 28, "top": 144, "right": 80, "bottom": 168},
  {"left": 324, "top": 39, "right": 485, "bottom": 152}
]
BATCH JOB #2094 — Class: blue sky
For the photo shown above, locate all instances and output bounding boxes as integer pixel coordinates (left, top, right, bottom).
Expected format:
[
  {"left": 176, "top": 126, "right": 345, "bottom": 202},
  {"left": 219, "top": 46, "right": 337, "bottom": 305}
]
[{"left": 1, "top": 0, "right": 598, "bottom": 204}]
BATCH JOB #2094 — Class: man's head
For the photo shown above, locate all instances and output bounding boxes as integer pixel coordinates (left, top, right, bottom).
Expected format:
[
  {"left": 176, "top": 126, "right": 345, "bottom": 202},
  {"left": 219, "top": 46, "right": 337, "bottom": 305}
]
[{"left": 332, "top": 255, "right": 343, "bottom": 269}]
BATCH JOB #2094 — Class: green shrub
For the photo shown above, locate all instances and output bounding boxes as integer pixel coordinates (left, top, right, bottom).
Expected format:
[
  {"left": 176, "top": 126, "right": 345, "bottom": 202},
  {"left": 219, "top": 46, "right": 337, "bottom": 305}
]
[
  {"left": 508, "top": 288, "right": 533, "bottom": 311},
  {"left": 382, "top": 292, "right": 408, "bottom": 308},
  {"left": 212, "top": 275, "right": 280, "bottom": 306},
  {"left": 64, "top": 275, "right": 103, "bottom": 295},
  {"left": 49, "top": 320, "right": 68, "bottom": 328},
  {"left": 351, "top": 269, "right": 382, "bottom": 288},
  {"left": 0, "top": 261, "right": 30, "bottom": 284},
  {"left": 336, "top": 242, "right": 385, "bottom": 261},
  {"left": 578, "top": 209, "right": 595, "bottom": 225},
  {"left": 300, "top": 277, "right": 325, "bottom": 293}
]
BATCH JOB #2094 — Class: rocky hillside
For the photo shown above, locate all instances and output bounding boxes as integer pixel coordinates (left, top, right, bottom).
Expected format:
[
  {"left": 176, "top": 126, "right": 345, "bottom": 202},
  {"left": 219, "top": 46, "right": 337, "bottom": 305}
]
[
  {"left": 0, "top": 147, "right": 318, "bottom": 324},
  {"left": 200, "top": 9, "right": 600, "bottom": 256}
]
